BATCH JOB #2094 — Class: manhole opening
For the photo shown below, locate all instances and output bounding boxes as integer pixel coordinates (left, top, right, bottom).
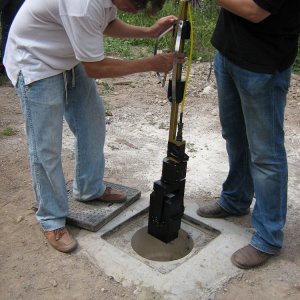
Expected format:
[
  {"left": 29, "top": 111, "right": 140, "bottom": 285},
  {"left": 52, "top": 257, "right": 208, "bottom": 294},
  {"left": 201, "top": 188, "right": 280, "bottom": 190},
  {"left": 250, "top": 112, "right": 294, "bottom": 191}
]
[
  {"left": 131, "top": 227, "right": 194, "bottom": 262},
  {"left": 102, "top": 209, "right": 219, "bottom": 274}
]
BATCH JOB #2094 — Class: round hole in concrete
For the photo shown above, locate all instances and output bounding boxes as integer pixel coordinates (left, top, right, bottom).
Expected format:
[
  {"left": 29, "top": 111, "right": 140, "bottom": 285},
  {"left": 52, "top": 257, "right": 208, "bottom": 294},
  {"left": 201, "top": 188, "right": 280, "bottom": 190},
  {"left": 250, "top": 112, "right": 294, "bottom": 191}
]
[{"left": 131, "top": 226, "right": 194, "bottom": 262}]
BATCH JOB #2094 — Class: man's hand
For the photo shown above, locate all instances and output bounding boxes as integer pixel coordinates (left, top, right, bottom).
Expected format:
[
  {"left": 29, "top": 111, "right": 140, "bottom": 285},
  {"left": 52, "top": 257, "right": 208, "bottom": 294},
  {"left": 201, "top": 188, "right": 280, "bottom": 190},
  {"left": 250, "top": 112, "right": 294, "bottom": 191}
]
[
  {"left": 147, "top": 15, "right": 177, "bottom": 39},
  {"left": 148, "top": 52, "right": 185, "bottom": 73}
]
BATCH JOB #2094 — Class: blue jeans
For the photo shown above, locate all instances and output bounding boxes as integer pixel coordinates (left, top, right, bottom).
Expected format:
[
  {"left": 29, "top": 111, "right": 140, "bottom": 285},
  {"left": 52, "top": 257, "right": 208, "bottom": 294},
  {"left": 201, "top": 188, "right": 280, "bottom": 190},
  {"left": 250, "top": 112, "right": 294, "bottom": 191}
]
[
  {"left": 214, "top": 51, "right": 291, "bottom": 254},
  {"left": 16, "top": 64, "right": 106, "bottom": 231}
]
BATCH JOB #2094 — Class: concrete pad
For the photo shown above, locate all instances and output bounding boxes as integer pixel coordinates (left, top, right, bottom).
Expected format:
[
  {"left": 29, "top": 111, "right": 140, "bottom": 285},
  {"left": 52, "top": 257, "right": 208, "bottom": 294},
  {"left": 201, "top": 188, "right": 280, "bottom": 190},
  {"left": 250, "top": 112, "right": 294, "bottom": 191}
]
[
  {"left": 102, "top": 209, "right": 218, "bottom": 274},
  {"left": 77, "top": 195, "right": 253, "bottom": 299}
]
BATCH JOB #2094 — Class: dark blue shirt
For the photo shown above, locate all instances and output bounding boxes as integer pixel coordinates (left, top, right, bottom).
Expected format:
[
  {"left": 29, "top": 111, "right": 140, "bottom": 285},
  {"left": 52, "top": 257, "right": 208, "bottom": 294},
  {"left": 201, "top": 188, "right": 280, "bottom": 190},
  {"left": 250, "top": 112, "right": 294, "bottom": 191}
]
[{"left": 211, "top": 0, "right": 300, "bottom": 73}]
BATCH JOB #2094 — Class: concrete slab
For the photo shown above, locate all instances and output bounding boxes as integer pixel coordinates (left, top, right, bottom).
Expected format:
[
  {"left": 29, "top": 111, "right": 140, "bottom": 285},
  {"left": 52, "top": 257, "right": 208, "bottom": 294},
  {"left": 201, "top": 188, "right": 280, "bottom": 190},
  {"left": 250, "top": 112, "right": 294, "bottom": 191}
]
[
  {"left": 77, "top": 195, "right": 253, "bottom": 299},
  {"left": 102, "top": 208, "right": 219, "bottom": 274}
]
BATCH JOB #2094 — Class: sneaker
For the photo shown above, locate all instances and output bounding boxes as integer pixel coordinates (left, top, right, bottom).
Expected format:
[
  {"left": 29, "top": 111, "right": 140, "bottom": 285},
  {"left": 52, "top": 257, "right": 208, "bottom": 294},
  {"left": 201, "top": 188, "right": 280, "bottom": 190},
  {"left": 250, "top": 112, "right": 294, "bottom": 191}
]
[
  {"left": 197, "top": 202, "right": 250, "bottom": 218},
  {"left": 96, "top": 187, "right": 127, "bottom": 203},
  {"left": 45, "top": 227, "right": 78, "bottom": 253},
  {"left": 231, "top": 245, "right": 273, "bottom": 269}
]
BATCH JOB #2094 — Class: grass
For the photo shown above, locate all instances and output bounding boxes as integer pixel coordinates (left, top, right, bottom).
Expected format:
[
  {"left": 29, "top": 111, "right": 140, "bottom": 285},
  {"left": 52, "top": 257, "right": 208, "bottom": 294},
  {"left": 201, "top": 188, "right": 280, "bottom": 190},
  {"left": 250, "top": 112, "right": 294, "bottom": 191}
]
[
  {"left": 0, "top": 73, "right": 8, "bottom": 85},
  {"left": 293, "top": 44, "right": 300, "bottom": 74},
  {"left": 99, "top": 81, "right": 114, "bottom": 92},
  {"left": 105, "top": 0, "right": 219, "bottom": 61},
  {"left": 104, "top": 102, "right": 113, "bottom": 116},
  {"left": 105, "top": 0, "right": 300, "bottom": 74},
  {"left": 0, "top": 127, "right": 17, "bottom": 137},
  {"left": 186, "top": 142, "right": 197, "bottom": 153}
]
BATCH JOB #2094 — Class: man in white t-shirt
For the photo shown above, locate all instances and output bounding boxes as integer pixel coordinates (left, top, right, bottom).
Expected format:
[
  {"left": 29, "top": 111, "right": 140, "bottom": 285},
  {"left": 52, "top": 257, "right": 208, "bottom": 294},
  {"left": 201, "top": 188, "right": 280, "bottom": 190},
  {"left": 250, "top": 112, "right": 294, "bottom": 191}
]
[{"left": 4, "top": 0, "right": 180, "bottom": 253}]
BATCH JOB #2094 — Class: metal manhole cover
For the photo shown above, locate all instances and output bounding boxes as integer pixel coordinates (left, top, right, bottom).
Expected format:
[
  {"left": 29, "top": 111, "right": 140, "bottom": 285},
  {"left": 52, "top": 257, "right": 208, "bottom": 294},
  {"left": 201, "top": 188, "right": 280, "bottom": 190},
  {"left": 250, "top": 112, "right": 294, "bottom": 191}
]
[{"left": 66, "top": 181, "right": 141, "bottom": 231}]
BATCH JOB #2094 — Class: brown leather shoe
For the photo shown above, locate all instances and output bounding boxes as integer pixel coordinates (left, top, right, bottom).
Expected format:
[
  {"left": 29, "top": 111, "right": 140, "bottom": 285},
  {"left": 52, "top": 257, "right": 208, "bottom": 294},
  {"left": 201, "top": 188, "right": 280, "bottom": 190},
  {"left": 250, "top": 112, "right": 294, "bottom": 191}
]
[
  {"left": 96, "top": 187, "right": 127, "bottom": 203},
  {"left": 45, "top": 227, "right": 78, "bottom": 253},
  {"left": 197, "top": 202, "right": 250, "bottom": 218},
  {"left": 231, "top": 245, "right": 273, "bottom": 269}
]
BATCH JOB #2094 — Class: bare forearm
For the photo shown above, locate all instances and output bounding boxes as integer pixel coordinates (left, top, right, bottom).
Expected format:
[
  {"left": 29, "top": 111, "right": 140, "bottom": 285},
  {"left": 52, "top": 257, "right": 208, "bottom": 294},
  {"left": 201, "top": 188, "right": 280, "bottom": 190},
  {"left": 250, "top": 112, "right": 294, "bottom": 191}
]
[
  {"left": 82, "top": 53, "right": 178, "bottom": 79},
  {"left": 104, "top": 19, "right": 150, "bottom": 38},
  {"left": 82, "top": 57, "right": 152, "bottom": 78},
  {"left": 104, "top": 16, "right": 177, "bottom": 39},
  {"left": 217, "top": 0, "right": 270, "bottom": 23}
]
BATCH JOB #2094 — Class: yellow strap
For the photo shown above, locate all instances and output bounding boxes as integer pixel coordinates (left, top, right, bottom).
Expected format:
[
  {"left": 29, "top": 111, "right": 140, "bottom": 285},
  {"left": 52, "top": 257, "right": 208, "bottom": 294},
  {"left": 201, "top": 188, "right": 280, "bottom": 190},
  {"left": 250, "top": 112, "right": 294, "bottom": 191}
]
[{"left": 180, "top": 2, "right": 193, "bottom": 114}]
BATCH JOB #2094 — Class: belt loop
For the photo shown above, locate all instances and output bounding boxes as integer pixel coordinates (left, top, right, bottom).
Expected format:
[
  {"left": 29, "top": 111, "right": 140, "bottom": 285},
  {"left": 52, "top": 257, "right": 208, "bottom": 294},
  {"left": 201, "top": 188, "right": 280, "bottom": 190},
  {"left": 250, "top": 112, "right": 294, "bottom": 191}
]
[
  {"left": 72, "top": 68, "right": 75, "bottom": 88},
  {"left": 63, "top": 71, "right": 68, "bottom": 104}
]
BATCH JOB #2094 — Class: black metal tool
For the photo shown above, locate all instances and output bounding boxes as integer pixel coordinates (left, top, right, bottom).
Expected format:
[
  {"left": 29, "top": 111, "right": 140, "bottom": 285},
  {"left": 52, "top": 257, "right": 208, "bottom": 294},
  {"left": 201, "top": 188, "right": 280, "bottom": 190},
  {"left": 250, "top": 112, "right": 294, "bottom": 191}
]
[{"left": 148, "top": 0, "right": 192, "bottom": 243}]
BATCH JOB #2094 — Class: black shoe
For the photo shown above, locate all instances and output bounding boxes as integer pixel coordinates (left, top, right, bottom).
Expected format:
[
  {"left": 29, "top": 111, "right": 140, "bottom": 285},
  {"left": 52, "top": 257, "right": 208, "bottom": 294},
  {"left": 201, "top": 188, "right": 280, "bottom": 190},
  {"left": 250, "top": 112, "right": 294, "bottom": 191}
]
[{"left": 197, "top": 202, "right": 250, "bottom": 218}]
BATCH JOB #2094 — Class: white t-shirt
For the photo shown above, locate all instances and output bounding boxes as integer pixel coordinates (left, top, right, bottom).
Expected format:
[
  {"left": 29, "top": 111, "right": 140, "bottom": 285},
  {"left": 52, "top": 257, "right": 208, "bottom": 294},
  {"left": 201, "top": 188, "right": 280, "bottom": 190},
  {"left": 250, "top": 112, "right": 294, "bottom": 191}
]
[{"left": 4, "top": 0, "right": 117, "bottom": 85}]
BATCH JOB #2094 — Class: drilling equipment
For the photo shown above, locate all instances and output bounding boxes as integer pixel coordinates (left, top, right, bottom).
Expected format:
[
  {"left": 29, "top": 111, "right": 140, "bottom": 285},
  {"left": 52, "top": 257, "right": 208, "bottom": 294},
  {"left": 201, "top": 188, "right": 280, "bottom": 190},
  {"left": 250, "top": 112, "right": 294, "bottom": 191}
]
[{"left": 148, "top": 0, "right": 193, "bottom": 243}]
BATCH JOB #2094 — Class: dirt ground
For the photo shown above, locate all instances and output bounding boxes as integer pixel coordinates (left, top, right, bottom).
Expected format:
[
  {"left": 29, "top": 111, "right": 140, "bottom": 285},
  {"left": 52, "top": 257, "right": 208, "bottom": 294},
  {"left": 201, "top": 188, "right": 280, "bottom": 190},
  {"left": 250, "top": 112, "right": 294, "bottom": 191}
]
[{"left": 1, "top": 62, "right": 300, "bottom": 300}]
